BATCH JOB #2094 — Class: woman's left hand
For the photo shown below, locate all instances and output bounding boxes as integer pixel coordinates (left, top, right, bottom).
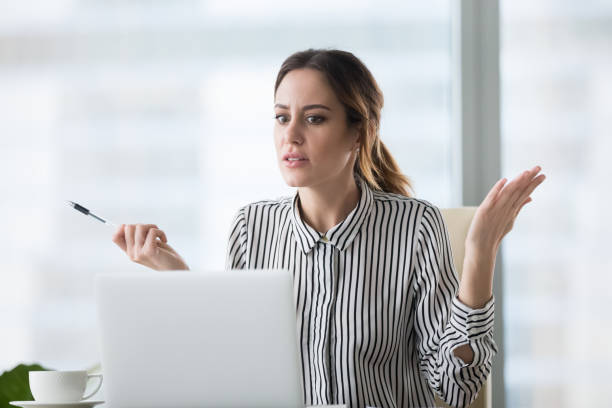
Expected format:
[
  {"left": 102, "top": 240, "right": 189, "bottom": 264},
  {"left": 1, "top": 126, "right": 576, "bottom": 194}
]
[
  {"left": 466, "top": 165, "right": 546, "bottom": 255},
  {"left": 456, "top": 165, "right": 546, "bottom": 309},
  {"left": 454, "top": 166, "right": 546, "bottom": 360}
]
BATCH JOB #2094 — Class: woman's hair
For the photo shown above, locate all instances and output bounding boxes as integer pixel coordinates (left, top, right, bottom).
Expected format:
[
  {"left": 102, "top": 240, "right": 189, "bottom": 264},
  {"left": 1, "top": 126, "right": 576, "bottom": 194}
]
[{"left": 274, "top": 48, "right": 414, "bottom": 197}]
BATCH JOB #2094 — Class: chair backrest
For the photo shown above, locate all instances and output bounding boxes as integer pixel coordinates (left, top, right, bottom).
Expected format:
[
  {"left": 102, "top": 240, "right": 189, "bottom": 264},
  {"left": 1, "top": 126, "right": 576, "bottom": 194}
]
[{"left": 434, "top": 207, "right": 492, "bottom": 408}]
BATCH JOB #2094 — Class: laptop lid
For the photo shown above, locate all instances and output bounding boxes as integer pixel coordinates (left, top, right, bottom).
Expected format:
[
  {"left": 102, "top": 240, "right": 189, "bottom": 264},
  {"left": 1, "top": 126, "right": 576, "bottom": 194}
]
[{"left": 95, "top": 270, "right": 304, "bottom": 408}]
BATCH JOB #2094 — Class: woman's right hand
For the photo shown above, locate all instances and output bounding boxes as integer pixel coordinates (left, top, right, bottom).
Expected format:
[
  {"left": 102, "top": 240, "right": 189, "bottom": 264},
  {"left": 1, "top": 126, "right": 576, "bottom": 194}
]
[{"left": 112, "top": 224, "right": 189, "bottom": 271}]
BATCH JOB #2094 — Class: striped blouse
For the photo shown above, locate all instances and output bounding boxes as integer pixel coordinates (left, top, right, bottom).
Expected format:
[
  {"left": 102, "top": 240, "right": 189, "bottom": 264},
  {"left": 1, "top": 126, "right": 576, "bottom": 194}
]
[{"left": 225, "top": 175, "right": 498, "bottom": 408}]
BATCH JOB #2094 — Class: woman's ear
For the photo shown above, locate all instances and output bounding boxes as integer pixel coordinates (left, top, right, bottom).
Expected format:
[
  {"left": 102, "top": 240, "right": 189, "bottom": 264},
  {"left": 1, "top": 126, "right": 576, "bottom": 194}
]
[{"left": 351, "top": 123, "right": 362, "bottom": 150}]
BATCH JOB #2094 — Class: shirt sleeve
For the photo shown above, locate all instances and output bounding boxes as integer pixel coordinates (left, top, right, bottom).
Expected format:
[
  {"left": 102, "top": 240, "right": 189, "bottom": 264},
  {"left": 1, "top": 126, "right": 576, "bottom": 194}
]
[
  {"left": 411, "top": 204, "right": 498, "bottom": 408},
  {"left": 225, "top": 207, "right": 248, "bottom": 270}
]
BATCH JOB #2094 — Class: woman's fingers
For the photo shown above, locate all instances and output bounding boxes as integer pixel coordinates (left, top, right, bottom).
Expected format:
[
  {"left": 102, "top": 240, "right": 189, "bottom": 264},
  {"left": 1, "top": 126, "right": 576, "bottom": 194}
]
[
  {"left": 501, "top": 166, "right": 543, "bottom": 206},
  {"left": 507, "top": 169, "right": 534, "bottom": 198},
  {"left": 485, "top": 177, "right": 508, "bottom": 203},
  {"left": 120, "top": 224, "right": 162, "bottom": 261},
  {"left": 513, "top": 197, "right": 533, "bottom": 221},
  {"left": 112, "top": 224, "right": 127, "bottom": 251},
  {"left": 124, "top": 224, "right": 135, "bottom": 259},
  {"left": 513, "top": 173, "right": 545, "bottom": 209},
  {"left": 111, "top": 222, "right": 184, "bottom": 270},
  {"left": 156, "top": 229, "right": 167, "bottom": 244},
  {"left": 514, "top": 167, "right": 543, "bottom": 198},
  {"left": 142, "top": 228, "right": 164, "bottom": 261},
  {"left": 135, "top": 224, "right": 158, "bottom": 248},
  {"left": 134, "top": 225, "right": 146, "bottom": 249},
  {"left": 158, "top": 239, "right": 174, "bottom": 251},
  {"left": 469, "top": 167, "right": 544, "bottom": 252}
]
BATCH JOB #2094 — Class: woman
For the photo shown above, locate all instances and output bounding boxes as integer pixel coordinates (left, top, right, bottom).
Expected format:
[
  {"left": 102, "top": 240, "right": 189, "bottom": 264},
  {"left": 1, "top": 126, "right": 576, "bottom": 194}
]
[{"left": 112, "top": 49, "right": 545, "bottom": 408}]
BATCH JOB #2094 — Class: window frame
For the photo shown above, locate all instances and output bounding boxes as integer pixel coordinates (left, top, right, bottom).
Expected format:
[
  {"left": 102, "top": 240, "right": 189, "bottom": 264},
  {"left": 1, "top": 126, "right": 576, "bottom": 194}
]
[{"left": 451, "top": 0, "right": 505, "bottom": 406}]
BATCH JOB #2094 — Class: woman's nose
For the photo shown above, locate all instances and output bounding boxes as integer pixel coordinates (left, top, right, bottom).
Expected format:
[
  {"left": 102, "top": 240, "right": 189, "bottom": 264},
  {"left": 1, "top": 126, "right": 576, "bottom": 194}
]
[{"left": 284, "top": 118, "right": 303, "bottom": 144}]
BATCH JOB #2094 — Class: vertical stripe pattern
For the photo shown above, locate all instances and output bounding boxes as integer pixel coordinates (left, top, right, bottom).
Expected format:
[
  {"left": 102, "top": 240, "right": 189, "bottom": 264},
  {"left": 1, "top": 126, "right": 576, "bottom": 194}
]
[{"left": 226, "top": 175, "right": 498, "bottom": 408}]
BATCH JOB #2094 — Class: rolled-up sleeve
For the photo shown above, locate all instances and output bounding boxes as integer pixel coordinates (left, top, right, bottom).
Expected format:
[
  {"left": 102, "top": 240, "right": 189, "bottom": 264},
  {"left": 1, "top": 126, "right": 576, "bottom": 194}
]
[
  {"left": 411, "top": 204, "right": 498, "bottom": 408},
  {"left": 225, "top": 207, "right": 248, "bottom": 270}
]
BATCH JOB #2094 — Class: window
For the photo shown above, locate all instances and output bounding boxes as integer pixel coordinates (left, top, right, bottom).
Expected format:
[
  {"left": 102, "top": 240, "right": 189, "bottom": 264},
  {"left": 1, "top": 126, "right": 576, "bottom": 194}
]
[
  {"left": 501, "top": 1, "right": 612, "bottom": 406},
  {"left": 0, "top": 1, "right": 452, "bottom": 376}
]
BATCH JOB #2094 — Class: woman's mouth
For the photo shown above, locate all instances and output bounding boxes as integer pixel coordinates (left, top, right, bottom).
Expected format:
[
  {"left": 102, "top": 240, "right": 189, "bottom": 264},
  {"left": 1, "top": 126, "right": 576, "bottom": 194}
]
[{"left": 283, "top": 158, "right": 309, "bottom": 168}]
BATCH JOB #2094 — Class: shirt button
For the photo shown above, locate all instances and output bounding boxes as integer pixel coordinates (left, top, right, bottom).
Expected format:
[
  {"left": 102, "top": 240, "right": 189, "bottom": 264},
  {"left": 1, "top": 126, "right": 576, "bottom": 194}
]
[{"left": 321, "top": 235, "right": 329, "bottom": 243}]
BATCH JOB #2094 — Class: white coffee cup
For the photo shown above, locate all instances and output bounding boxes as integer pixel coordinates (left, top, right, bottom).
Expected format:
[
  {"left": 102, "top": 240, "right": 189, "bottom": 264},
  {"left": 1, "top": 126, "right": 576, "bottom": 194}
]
[{"left": 29, "top": 370, "right": 103, "bottom": 403}]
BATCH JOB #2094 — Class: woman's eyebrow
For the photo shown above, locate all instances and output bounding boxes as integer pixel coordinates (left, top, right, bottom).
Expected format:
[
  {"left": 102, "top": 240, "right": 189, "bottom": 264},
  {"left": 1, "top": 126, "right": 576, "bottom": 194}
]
[{"left": 274, "top": 103, "right": 331, "bottom": 111}]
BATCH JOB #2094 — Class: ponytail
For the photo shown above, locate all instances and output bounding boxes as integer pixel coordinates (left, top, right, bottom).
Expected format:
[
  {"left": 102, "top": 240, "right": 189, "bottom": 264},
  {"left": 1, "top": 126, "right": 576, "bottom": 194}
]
[{"left": 355, "top": 138, "right": 414, "bottom": 197}]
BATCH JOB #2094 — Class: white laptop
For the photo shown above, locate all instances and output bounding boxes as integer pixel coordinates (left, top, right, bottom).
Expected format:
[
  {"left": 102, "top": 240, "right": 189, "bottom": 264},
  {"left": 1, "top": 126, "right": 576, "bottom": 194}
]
[{"left": 95, "top": 270, "right": 305, "bottom": 408}]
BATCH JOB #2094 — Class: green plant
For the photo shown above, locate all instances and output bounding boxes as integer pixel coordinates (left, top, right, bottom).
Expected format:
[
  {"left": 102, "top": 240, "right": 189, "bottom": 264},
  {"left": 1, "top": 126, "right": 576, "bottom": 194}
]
[{"left": 0, "top": 364, "right": 52, "bottom": 407}]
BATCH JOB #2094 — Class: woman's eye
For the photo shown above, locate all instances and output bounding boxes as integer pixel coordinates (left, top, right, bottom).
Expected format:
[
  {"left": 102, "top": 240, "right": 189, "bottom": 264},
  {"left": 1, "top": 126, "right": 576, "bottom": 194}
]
[
  {"left": 307, "top": 115, "right": 325, "bottom": 124},
  {"left": 274, "top": 114, "right": 324, "bottom": 125},
  {"left": 274, "top": 114, "right": 288, "bottom": 124}
]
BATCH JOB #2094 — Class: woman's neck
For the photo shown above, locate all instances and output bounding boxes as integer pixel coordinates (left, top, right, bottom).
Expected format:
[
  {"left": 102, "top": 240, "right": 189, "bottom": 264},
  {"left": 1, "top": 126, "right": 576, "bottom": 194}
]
[{"left": 297, "top": 173, "right": 361, "bottom": 234}]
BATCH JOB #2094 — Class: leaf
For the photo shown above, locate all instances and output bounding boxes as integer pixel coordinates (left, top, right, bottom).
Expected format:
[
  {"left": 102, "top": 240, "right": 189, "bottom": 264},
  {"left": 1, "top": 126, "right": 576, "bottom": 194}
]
[{"left": 0, "top": 364, "right": 52, "bottom": 408}]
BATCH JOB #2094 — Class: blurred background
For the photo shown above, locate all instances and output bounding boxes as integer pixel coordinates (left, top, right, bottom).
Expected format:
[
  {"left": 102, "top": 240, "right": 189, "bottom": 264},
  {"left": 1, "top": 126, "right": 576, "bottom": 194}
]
[{"left": 0, "top": 0, "right": 610, "bottom": 407}]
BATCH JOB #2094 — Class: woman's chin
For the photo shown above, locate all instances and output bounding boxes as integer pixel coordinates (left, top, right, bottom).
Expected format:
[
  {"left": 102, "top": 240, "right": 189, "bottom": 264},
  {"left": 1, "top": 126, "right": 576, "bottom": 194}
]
[
  {"left": 284, "top": 179, "right": 306, "bottom": 188},
  {"left": 281, "top": 172, "right": 311, "bottom": 188}
]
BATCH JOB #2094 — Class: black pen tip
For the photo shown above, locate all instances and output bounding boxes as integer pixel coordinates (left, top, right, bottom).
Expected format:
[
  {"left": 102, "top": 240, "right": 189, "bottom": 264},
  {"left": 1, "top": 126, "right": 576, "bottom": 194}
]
[{"left": 66, "top": 200, "right": 89, "bottom": 215}]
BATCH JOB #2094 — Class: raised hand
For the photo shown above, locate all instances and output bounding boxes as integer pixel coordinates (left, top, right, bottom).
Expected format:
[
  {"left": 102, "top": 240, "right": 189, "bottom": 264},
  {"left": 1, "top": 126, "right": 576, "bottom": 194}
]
[
  {"left": 457, "top": 165, "right": 546, "bottom": 309},
  {"left": 112, "top": 224, "right": 190, "bottom": 271},
  {"left": 467, "top": 165, "right": 546, "bottom": 254}
]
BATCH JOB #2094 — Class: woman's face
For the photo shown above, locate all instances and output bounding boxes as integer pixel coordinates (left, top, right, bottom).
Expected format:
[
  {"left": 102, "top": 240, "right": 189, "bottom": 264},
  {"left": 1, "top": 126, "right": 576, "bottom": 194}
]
[{"left": 274, "top": 68, "right": 360, "bottom": 188}]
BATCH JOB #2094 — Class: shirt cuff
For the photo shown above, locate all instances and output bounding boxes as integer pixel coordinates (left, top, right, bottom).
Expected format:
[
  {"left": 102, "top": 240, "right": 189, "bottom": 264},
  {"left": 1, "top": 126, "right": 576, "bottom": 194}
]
[{"left": 449, "top": 295, "right": 495, "bottom": 340}]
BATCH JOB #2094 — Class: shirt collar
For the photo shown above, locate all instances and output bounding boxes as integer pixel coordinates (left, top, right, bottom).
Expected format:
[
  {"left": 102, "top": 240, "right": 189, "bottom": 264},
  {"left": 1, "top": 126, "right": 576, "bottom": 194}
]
[{"left": 290, "top": 174, "right": 374, "bottom": 255}]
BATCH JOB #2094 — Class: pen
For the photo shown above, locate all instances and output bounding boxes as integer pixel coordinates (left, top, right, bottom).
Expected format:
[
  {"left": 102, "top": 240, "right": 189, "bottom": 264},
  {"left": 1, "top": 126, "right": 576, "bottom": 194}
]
[{"left": 66, "top": 200, "right": 118, "bottom": 228}]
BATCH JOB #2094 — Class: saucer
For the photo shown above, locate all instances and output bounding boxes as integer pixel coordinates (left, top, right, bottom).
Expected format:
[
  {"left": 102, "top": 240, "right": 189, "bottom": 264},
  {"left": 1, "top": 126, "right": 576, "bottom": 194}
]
[{"left": 10, "top": 401, "right": 104, "bottom": 408}]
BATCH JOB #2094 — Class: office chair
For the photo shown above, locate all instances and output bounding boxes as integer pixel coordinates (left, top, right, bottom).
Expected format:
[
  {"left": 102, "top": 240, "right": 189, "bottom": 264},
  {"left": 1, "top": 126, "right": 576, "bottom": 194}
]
[{"left": 434, "top": 207, "right": 492, "bottom": 408}]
